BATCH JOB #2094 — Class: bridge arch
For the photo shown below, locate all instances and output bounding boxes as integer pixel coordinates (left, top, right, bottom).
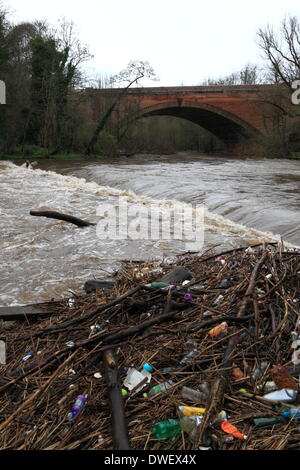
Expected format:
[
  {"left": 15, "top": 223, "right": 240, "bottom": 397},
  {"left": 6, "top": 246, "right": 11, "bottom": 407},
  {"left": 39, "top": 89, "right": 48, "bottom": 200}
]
[{"left": 132, "top": 99, "right": 261, "bottom": 144}]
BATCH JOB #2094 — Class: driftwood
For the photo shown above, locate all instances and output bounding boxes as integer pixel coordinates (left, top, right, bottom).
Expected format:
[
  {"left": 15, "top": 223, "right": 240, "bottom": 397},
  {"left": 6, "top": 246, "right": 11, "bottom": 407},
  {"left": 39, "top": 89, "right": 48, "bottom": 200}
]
[
  {"left": 84, "top": 279, "right": 117, "bottom": 294},
  {"left": 157, "top": 266, "right": 192, "bottom": 284},
  {"left": 0, "top": 303, "right": 59, "bottom": 321},
  {"left": 103, "top": 350, "right": 130, "bottom": 450},
  {"left": 30, "top": 210, "right": 96, "bottom": 227}
]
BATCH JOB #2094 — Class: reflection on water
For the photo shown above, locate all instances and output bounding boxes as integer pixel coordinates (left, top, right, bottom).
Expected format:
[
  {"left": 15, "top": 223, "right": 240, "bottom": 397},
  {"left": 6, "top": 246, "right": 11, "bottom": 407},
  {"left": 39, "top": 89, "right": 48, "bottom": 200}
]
[{"left": 0, "top": 153, "right": 299, "bottom": 305}]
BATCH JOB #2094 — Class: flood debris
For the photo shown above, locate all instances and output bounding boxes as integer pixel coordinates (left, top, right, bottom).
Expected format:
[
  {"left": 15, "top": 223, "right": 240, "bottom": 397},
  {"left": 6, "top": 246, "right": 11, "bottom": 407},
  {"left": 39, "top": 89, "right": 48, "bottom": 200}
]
[
  {"left": 1, "top": 242, "right": 300, "bottom": 450},
  {"left": 29, "top": 210, "right": 96, "bottom": 227}
]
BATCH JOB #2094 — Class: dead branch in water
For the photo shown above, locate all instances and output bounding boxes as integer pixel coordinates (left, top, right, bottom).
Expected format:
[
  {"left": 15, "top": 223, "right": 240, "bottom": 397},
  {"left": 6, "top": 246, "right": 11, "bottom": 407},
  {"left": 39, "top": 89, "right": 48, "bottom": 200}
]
[{"left": 30, "top": 210, "right": 96, "bottom": 227}]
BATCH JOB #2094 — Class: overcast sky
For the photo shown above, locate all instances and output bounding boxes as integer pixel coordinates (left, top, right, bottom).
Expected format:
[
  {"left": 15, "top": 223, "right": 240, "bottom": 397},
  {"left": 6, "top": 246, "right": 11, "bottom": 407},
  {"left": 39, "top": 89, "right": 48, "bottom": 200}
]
[{"left": 4, "top": 0, "right": 300, "bottom": 86}]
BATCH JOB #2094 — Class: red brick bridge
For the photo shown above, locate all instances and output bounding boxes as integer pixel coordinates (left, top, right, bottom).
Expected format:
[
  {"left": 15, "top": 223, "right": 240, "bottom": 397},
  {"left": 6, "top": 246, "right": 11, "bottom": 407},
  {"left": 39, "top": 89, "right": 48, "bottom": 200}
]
[{"left": 84, "top": 84, "right": 279, "bottom": 145}]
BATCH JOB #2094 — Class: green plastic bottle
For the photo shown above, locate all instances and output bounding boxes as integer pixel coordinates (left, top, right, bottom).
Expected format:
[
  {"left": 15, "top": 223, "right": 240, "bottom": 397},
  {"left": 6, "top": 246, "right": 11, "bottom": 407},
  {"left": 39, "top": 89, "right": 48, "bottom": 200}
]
[
  {"left": 151, "top": 419, "right": 181, "bottom": 439},
  {"left": 145, "top": 282, "right": 169, "bottom": 288}
]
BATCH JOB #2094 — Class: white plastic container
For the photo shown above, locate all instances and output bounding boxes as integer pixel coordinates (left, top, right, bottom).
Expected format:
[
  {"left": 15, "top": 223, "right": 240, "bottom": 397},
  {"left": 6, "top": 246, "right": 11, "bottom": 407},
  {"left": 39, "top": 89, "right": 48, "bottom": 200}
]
[
  {"left": 0, "top": 340, "right": 6, "bottom": 365},
  {"left": 263, "top": 388, "right": 298, "bottom": 403}
]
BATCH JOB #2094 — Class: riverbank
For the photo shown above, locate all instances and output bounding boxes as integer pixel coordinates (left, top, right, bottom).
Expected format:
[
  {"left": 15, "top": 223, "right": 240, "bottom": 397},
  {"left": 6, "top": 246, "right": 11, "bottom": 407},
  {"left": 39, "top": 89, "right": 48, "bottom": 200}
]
[
  {"left": 1, "top": 149, "right": 300, "bottom": 161},
  {"left": 1, "top": 243, "right": 300, "bottom": 450}
]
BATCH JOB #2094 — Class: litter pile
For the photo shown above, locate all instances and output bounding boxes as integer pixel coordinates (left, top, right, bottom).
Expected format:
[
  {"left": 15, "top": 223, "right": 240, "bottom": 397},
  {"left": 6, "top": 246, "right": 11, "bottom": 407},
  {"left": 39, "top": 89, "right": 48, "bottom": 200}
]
[{"left": 1, "top": 242, "right": 300, "bottom": 450}]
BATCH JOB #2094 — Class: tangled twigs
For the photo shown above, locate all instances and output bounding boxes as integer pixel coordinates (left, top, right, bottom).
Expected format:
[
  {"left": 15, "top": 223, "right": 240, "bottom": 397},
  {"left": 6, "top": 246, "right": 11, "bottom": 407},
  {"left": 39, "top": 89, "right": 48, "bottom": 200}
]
[
  {"left": 1, "top": 243, "right": 300, "bottom": 450},
  {"left": 0, "top": 349, "right": 79, "bottom": 432},
  {"left": 15, "top": 286, "right": 142, "bottom": 341},
  {"left": 196, "top": 244, "right": 268, "bottom": 446}
]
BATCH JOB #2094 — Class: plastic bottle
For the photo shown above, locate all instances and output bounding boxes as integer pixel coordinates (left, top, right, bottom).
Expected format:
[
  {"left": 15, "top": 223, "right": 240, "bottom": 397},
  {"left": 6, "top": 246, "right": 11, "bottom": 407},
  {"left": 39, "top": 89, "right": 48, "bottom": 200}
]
[
  {"left": 263, "top": 388, "right": 298, "bottom": 403},
  {"left": 180, "top": 340, "right": 198, "bottom": 365},
  {"left": 145, "top": 282, "right": 170, "bottom": 289},
  {"left": 180, "top": 415, "right": 203, "bottom": 441},
  {"left": 280, "top": 408, "right": 300, "bottom": 419},
  {"left": 178, "top": 405, "right": 206, "bottom": 417},
  {"left": 160, "top": 367, "right": 177, "bottom": 372},
  {"left": 151, "top": 419, "right": 181, "bottom": 439},
  {"left": 209, "top": 322, "right": 228, "bottom": 338},
  {"left": 181, "top": 386, "right": 208, "bottom": 404},
  {"left": 22, "top": 351, "right": 33, "bottom": 361},
  {"left": 252, "top": 417, "right": 284, "bottom": 427},
  {"left": 67, "top": 395, "right": 88, "bottom": 421},
  {"left": 214, "top": 294, "right": 224, "bottom": 305},
  {"left": 262, "top": 381, "right": 277, "bottom": 393},
  {"left": 0, "top": 340, "right": 6, "bottom": 365},
  {"left": 220, "top": 277, "right": 232, "bottom": 289},
  {"left": 180, "top": 349, "right": 199, "bottom": 365},
  {"left": 147, "top": 380, "right": 174, "bottom": 398}
]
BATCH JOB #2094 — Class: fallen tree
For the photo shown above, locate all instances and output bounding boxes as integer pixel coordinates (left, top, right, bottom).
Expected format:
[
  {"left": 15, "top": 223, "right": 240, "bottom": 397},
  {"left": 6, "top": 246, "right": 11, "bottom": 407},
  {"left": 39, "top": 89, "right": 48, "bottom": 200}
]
[{"left": 30, "top": 210, "right": 96, "bottom": 227}]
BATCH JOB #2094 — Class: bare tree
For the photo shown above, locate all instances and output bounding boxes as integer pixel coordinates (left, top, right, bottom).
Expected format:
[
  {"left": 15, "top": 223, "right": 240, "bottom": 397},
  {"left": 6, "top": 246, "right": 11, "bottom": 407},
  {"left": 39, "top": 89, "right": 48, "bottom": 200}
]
[
  {"left": 257, "top": 15, "right": 300, "bottom": 88},
  {"left": 202, "top": 64, "right": 264, "bottom": 86},
  {"left": 85, "top": 60, "right": 158, "bottom": 155}
]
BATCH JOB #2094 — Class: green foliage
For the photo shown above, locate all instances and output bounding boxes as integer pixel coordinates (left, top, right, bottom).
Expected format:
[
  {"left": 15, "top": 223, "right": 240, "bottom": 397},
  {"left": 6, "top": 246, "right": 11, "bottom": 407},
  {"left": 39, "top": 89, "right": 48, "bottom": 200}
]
[
  {"left": 27, "top": 36, "right": 76, "bottom": 150},
  {"left": 94, "top": 131, "right": 118, "bottom": 157}
]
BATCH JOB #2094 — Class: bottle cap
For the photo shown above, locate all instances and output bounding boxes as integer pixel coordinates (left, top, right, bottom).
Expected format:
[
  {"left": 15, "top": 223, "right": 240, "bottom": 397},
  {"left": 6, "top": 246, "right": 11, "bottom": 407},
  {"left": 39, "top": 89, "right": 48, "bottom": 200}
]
[
  {"left": 143, "top": 393, "right": 148, "bottom": 398},
  {"left": 121, "top": 388, "right": 128, "bottom": 396},
  {"left": 143, "top": 363, "right": 153, "bottom": 372}
]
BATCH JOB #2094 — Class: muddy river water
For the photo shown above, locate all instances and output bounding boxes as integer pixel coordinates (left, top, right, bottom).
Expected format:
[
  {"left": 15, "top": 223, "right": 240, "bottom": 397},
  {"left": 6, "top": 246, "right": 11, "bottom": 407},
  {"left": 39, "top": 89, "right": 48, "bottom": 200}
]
[{"left": 0, "top": 153, "right": 299, "bottom": 305}]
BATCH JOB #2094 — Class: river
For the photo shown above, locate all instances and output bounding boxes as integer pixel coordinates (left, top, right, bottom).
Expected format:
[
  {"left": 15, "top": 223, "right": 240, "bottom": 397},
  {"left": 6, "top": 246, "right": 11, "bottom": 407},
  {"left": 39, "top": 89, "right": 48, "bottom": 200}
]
[{"left": 0, "top": 153, "right": 299, "bottom": 306}]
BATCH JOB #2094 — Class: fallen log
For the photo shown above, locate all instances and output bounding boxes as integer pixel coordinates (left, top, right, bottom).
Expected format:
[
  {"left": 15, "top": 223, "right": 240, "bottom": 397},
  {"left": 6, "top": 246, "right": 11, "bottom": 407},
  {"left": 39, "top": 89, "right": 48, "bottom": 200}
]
[
  {"left": 0, "top": 303, "right": 60, "bottom": 321},
  {"left": 30, "top": 210, "right": 96, "bottom": 227},
  {"left": 84, "top": 279, "right": 117, "bottom": 294},
  {"left": 103, "top": 349, "right": 130, "bottom": 450},
  {"left": 157, "top": 266, "right": 192, "bottom": 284}
]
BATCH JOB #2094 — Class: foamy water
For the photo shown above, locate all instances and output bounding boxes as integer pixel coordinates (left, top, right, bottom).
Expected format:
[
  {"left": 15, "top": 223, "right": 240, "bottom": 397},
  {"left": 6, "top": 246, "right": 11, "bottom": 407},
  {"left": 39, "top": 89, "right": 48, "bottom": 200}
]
[{"left": 0, "top": 157, "right": 298, "bottom": 306}]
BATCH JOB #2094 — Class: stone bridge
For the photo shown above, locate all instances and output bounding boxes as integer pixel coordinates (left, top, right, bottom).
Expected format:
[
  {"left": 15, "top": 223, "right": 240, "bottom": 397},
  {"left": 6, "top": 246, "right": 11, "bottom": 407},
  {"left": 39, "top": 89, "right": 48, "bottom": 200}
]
[{"left": 84, "top": 84, "right": 280, "bottom": 145}]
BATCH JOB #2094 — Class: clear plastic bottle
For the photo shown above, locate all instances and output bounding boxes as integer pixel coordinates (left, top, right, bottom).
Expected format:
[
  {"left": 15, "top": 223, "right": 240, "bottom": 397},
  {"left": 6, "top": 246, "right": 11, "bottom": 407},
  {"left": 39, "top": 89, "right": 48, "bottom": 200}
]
[
  {"left": 181, "top": 386, "right": 208, "bottom": 404},
  {"left": 214, "top": 294, "right": 224, "bottom": 305},
  {"left": 0, "top": 340, "right": 6, "bottom": 365},
  {"left": 180, "top": 340, "right": 198, "bottom": 365},
  {"left": 251, "top": 361, "right": 270, "bottom": 381},
  {"left": 147, "top": 380, "right": 174, "bottom": 397},
  {"left": 179, "top": 415, "right": 203, "bottom": 441}
]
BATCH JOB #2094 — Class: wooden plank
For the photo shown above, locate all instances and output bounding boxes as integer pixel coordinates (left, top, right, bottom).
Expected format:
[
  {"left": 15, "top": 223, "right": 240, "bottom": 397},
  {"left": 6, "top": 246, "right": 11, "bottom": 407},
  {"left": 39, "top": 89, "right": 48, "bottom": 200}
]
[{"left": 0, "top": 303, "right": 59, "bottom": 321}]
